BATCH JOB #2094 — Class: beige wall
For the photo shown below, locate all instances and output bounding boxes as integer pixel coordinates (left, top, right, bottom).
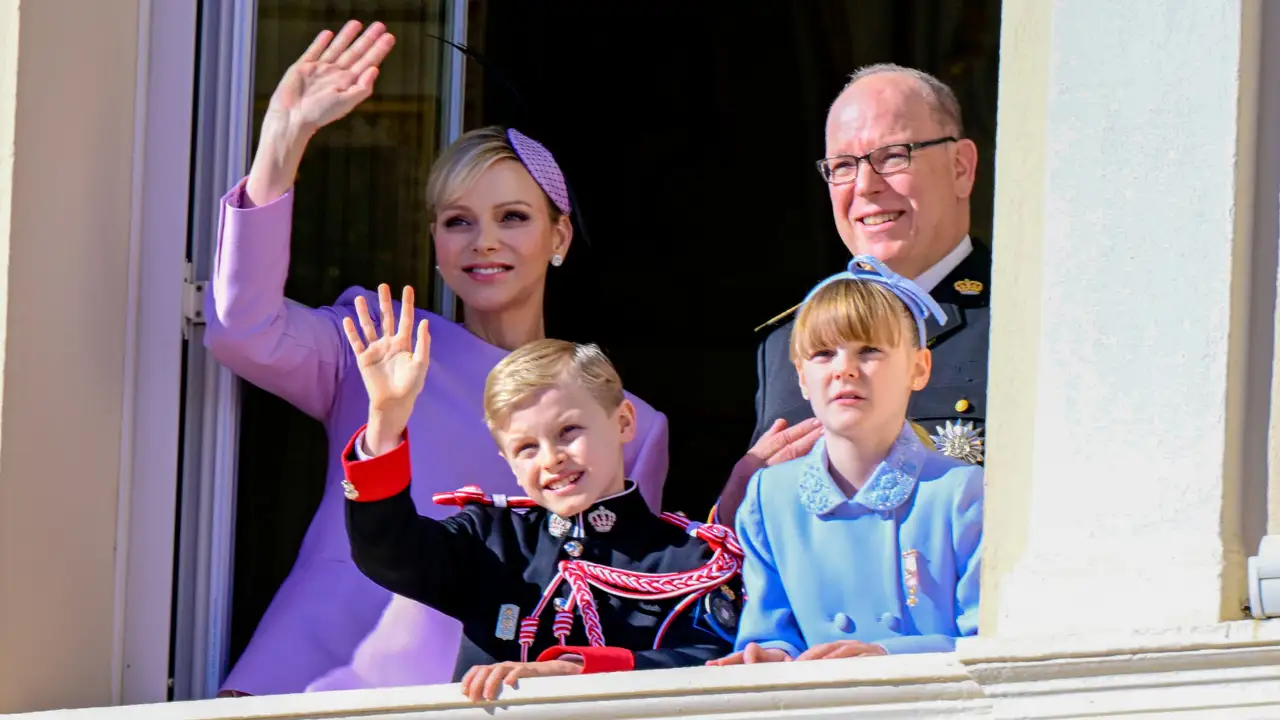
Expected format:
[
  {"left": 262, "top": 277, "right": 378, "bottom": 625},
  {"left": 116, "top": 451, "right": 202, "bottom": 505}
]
[
  {"left": 983, "top": 0, "right": 1267, "bottom": 636},
  {"left": 0, "top": 0, "right": 141, "bottom": 712}
]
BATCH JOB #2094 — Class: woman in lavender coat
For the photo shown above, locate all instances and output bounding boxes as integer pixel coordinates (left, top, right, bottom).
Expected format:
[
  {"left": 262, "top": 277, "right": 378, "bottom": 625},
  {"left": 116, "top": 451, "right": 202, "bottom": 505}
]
[{"left": 206, "top": 21, "right": 669, "bottom": 696}]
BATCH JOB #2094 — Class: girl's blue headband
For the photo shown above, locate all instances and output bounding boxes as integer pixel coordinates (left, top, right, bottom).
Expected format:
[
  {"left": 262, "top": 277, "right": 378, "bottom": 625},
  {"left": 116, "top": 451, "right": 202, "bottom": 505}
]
[{"left": 800, "top": 255, "right": 947, "bottom": 348}]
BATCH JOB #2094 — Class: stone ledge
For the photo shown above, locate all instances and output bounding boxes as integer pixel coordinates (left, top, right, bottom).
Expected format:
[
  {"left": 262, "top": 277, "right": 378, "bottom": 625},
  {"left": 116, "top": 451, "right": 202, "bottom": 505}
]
[
  {"left": 15, "top": 621, "right": 1280, "bottom": 719},
  {"left": 956, "top": 619, "right": 1280, "bottom": 663}
]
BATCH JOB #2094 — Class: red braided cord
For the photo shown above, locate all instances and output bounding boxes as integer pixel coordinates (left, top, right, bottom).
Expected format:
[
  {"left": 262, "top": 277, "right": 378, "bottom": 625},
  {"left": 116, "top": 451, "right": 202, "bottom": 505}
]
[
  {"left": 432, "top": 485, "right": 539, "bottom": 509},
  {"left": 662, "top": 513, "right": 744, "bottom": 556},
  {"left": 518, "top": 617, "right": 539, "bottom": 642},
  {"left": 552, "top": 610, "right": 574, "bottom": 643},
  {"left": 561, "top": 562, "right": 607, "bottom": 646},
  {"left": 505, "top": 511, "right": 745, "bottom": 655},
  {"left": 517, "top": 617, "right": 539, "bottom": 662},
  {"left": 516, "top": 572, "right": 565, "bottom": 661},
  {"left": 573, "top": 552, "right": 741, "bottom": 599}
]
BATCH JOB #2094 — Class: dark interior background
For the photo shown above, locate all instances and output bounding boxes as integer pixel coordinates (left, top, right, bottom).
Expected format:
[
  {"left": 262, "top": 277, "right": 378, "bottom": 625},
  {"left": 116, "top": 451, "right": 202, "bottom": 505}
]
[
  {"left": 468, "top": 0, "right": 1002, "bottom": 514},
  {"left": 225, "top": 0, "right": 1001, "bottom": 670}
]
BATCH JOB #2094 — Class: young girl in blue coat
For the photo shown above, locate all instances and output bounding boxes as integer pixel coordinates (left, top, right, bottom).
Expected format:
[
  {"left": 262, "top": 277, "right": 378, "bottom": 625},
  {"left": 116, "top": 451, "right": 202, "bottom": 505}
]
[{"left": 710, "top": 255, "right": 983, "bottom": 664}]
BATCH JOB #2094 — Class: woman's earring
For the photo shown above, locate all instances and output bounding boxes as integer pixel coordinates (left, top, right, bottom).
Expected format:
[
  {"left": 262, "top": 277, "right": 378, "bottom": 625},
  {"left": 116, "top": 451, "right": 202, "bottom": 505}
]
[{"left": 551, "top": 254, "right": 564, "bottom": 267}]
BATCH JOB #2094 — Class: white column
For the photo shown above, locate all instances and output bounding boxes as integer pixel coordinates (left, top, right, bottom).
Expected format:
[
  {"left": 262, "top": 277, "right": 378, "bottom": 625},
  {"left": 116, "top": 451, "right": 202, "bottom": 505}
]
[
  {"left": 0, "top": 0, "right": 146, "bottom": 712},
  {"left": 984, "top": 0, "right": 1269, "bottom": 635}
]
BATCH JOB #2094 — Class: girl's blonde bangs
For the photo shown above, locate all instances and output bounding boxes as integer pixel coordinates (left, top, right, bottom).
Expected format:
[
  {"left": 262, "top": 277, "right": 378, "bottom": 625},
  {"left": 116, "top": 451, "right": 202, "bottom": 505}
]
[{"left": 789, "top": 281, "right": 912, "bottom": 364}]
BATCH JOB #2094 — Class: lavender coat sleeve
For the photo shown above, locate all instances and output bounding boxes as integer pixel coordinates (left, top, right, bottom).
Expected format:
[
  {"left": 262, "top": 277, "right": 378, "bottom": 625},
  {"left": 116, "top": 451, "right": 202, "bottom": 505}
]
[
  {"left": 203, "top": 180, "right": 349, "bottom": 420},
  {"left": 202, "top": 180, "right": 374, "bottom": 695}
]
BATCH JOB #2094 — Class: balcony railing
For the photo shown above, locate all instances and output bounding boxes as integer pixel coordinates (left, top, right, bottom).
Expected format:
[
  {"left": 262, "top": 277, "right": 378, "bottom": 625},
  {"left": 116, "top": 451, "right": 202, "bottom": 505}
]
[{"left": 17, "top": 620, "right": 1280, "bottom": 719}]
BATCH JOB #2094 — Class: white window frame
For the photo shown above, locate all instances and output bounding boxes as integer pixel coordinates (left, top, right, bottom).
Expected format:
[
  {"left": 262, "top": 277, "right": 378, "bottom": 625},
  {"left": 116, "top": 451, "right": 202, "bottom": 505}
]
[
  {"left": 171, "top": 0, "right": 258, "bottom": 701},
  {"left": 172, "top": 0, "right": 469, "bottom": 700},
  {"left": 113, "top": 0, "right": 199, "bottom": 707},
  {"left": 434, "top": 0, "right": 469, "bottom": 320}
]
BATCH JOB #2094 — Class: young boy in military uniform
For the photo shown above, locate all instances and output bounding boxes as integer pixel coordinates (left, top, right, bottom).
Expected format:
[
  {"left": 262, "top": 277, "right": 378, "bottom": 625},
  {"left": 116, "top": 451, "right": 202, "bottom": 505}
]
[{"left": 338, "top": 286, "right": 741, "bottom": 701}]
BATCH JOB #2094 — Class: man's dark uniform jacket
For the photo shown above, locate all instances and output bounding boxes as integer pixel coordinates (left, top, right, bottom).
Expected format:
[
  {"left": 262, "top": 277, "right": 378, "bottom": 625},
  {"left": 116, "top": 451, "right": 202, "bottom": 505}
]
[
  {"left": 752, "top": 241, "right": 991, "bottom": 464},
  {"left": 341, "top": 433, "right": 739, "bottom": 680}
]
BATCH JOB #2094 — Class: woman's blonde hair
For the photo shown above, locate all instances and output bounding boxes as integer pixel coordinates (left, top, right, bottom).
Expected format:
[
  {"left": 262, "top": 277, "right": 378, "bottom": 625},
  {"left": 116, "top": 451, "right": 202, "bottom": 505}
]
[
  {"left": 426, "top": 126, "right": 564, "bottom": 223},
  {"left": 790, "top": 279, "right": 917, "bottom": 365},
  {"left": 484, "top": 339, "right": 625, "bottom": 430}
]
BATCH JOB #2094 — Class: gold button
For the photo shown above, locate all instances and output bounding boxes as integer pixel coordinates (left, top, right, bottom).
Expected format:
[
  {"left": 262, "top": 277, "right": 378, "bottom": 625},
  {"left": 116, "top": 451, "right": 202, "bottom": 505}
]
[{"left": 955, "top": 399, "right": 971, "bottom": 413}]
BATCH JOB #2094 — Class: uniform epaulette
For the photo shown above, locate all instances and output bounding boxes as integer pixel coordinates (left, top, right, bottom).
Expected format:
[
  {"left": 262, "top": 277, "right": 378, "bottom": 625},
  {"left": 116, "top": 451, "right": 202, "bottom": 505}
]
[
  {"left": 909, "top": 422, "right": 933, "bottom": 447},
  {"left": 432, "top": 485, "right": 539, "bottom": 509},
  {"left": 753, "top": 302, "right": 802, "bottom": 333}
]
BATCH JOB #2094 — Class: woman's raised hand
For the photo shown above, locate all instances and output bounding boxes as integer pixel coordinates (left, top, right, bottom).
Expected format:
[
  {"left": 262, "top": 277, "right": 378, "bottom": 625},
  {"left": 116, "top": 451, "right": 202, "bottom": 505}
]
[
  {"left": 343, "top": 285, "right": 430, "bottom": 455},
  {"left": 247, "top": 21, "right": 395, "bottom": 204},
  {"left": 269, "top": 21, "right": 395, "bottom": 135}
]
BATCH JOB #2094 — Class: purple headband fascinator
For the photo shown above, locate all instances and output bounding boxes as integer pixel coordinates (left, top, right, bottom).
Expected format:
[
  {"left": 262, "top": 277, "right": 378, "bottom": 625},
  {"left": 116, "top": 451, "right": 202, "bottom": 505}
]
[
  {"left": 507, "top": 128, "right": 572, "bottom": 215},
  {"left": 801, "top": 255, "right": 948, "bottom": 348}
]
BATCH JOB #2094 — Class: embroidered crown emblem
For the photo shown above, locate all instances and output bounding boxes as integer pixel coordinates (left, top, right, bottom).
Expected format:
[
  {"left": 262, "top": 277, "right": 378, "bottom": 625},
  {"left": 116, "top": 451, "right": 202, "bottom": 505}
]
[
  {"left": 587, "top": 506, "right": 617, "bottom": 532},
  {"left": 953, "top": 279, "right": 984, "bottom": 295}
]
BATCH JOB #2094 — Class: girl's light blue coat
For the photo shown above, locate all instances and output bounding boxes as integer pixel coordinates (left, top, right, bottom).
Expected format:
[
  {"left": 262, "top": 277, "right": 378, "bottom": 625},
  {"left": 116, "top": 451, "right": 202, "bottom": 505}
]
[{"left": 734, "top": 424, "right": 983, "bottom": 656}]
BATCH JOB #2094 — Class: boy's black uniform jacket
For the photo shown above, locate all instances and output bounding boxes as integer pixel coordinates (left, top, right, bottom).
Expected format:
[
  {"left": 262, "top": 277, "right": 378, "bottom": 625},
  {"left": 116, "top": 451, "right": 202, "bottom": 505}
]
[{"left": 341, "top": 432, "right": 739, "bottom": 680}]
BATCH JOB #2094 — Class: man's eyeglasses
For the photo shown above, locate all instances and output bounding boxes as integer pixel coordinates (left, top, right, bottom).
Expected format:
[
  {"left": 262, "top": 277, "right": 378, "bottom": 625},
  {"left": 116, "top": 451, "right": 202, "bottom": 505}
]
[{"left": 815, "top": 136, "right": 957, "bottom": 185}]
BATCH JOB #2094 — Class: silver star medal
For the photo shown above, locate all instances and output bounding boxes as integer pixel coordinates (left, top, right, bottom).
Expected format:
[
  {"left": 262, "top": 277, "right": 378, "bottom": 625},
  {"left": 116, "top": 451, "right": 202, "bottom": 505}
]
[
  {"left": 587, "top": 506, "right": 616, "bottom": 533},
  {"left": 931, "top": 420, "right": 985, "bottom": 464}
]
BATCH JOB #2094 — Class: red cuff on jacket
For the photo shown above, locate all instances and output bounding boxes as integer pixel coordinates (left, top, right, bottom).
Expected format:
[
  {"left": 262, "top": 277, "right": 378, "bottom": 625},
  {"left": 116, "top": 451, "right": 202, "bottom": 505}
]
[
  {"left": 536, "top": 646, "right": 635, "bottom": 674},
  {"left": 340, "top": 425, "right": 411, "bottom": 502}
]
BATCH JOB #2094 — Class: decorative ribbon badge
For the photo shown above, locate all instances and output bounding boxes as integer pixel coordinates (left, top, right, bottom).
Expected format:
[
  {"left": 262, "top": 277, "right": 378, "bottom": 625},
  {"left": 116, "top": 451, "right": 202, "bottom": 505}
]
[
  {"left": 495, "top": 603, "right": 520, "bottom": 641},
  {"left": 548, "top": 514, "right": 572, "bottom": 538},
  {"left": 902, "top": 549, "right": 920, "bottom": 607}
]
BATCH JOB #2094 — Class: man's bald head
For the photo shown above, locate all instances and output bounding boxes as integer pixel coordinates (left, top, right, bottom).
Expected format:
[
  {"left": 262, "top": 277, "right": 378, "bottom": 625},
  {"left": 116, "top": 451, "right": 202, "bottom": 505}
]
[{"left": 834, "top": 64, "right": 965, "bottom": 138}]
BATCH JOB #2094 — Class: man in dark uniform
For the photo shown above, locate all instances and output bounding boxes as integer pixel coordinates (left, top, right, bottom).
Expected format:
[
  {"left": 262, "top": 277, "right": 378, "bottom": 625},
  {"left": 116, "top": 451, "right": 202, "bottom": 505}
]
[{"left": 718, "top": 64, "right": 989, "bottom": 526}]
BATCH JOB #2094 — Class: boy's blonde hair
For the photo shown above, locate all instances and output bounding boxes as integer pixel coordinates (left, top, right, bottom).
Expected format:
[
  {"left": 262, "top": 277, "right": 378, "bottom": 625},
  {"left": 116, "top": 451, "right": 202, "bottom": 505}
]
[
  {"left": 484, "top": 339, "right": 625, "bottom": 430},
  {"left": 426, "top": 126, "right": 565, "bottom": 223},
  {"left": 790, "top": 279, "right": 918, "bottom": 365}
]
